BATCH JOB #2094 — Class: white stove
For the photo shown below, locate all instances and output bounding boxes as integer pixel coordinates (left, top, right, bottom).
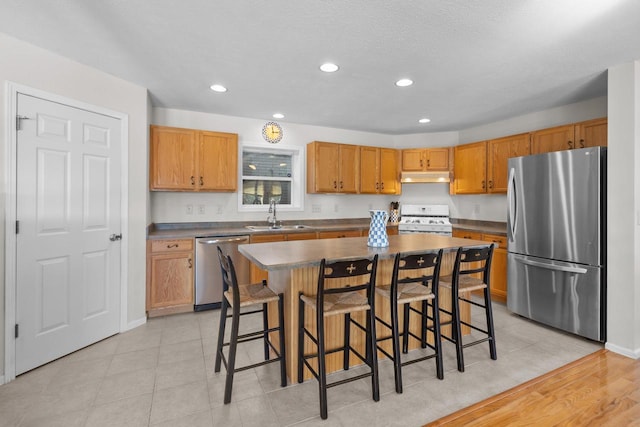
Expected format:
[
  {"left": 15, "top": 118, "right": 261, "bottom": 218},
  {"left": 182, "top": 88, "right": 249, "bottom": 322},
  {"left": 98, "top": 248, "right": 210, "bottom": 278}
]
[{"left": 398, "top": 204, "right": 452, "bottom": 236}]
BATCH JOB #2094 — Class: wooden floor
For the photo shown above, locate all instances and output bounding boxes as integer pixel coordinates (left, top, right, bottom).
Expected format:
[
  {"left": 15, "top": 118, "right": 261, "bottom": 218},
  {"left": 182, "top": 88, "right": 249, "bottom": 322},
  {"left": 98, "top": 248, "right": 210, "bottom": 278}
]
[{"left": 425, "top": 349, "right": 640, "bottom": 426}]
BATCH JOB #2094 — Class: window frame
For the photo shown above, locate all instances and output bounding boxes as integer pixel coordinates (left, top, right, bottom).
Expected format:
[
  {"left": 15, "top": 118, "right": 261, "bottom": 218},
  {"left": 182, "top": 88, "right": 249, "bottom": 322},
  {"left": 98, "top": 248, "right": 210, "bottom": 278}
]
[{"left": 237, "top": 143, "right": 304, "bottom": 213}]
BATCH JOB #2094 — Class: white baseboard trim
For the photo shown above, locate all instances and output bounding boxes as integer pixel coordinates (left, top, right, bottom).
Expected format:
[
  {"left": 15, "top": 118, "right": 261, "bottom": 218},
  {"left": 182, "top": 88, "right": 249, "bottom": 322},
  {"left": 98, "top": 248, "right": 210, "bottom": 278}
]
[
  {"left": 125, "top": 316, "right": 147, "bottom": 332},
  {"left": 0, "top": 374, "right": 5, "bottom": 385},
  {"left": 605, "top": 342, "right": 640, "bottom": 359}
]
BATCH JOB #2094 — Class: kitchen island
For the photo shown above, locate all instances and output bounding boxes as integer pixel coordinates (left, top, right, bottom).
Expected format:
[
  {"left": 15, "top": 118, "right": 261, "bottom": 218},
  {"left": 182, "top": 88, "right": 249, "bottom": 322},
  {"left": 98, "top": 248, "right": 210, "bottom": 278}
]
[{"left": 238, "top": 233, "right": 490, "bottom": 382}]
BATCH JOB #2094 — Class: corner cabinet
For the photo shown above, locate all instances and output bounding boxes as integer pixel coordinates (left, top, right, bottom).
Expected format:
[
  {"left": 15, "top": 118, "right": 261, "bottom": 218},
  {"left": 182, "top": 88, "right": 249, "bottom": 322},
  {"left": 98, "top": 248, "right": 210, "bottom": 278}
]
[
  {"left": 307, "top": 141, "right": 359, "bottom": 193},
  {"left": 150, "top": 125, "right": 238, "bottom": 191},
  {"left": 360, "top": 147, "right": 400, "bottom": 195},
  {"left": 146, "top": 239, "right": 194, "bottom": 317}
]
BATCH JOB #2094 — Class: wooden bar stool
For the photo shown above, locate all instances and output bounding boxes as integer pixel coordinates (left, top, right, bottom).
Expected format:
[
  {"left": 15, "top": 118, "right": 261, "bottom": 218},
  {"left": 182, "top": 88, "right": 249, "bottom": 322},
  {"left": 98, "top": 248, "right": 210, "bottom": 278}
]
[
  {"left": 298, "top": 255, "right": 380, "bottom": 420},
  {"left": 214, "top": 247, "right": 286, "bottom": 404},
  {"left": 375, "top": 249, "right": 444, "bottom": 393},
  {"left": 439, "top": 244, "right": 497, "bottom": 372}
]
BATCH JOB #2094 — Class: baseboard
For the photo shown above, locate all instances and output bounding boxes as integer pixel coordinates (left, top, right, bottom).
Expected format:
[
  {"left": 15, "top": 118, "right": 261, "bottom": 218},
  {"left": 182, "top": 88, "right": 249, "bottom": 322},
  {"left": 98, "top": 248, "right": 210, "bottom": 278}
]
[
  {"left": 0, "top": 374, "right": 5, "bottom": 385},
  {"left": 125, "top": 316, "right": 147, "bottom": 332},
  {"left": 605, "top": 342, "right": 640, "bottom": 359}
]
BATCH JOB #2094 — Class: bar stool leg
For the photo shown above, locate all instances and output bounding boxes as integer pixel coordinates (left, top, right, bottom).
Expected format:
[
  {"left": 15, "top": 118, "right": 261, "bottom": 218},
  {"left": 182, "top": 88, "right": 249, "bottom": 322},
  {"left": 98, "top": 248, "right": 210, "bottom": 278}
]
[
  {"left": 402, "top": 303, "right": 410, "bottom": 354},
  {"left": 214, "top": 296, "right": 229, "bottom": 373},
  {"left": 297, "top": 294, "right": 305, "bottom": 384},
  {"left": 343, "top": 313, "right": 351, "bottom": 371},
  {"left": 421, "top": 300, "right": 428, "bottom": 348},
  {"left": 317, "top": 310, "right": 329, "bottom": 420},
  {"left": 262, "top": 302, "right": 270, "bottom": 361},
  {"left": 390, "top": 297, "right": 403, "bottom": 393},
  {"left": 432, "top": 297, "right": 444, "bottom": 380},
  {"left": 368, "top": 306, "right": 380, "bottom": 402},
  {"left": 484, "top": 287, "right": 498, "bottom": 360},
  {"left": 277, "top": 294, "right": 287, "bottom": 386},
  {"left": 224, "top": 303, "right": 240, "bottom": 404},
  {"left": 452, "top": 295, "right": 465, "bottom": 372}
]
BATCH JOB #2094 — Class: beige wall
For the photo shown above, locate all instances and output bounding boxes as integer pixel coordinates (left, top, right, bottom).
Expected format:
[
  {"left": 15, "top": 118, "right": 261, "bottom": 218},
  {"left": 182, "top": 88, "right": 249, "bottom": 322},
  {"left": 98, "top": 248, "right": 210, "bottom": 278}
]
[{"left": 0, "top": 33, "right": 149, "bottom": 380}]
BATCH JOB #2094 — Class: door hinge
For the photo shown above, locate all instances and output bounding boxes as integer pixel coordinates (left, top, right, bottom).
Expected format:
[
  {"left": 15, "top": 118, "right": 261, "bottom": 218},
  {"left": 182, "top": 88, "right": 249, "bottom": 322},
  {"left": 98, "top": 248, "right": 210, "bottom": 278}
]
[
  {"left": 15, "top": 324, "right": 19, "bottom": 338},
  {"left": 15, "top": 220, "right": 19, "bottom": 234},
  {"left": 16, "top": 115, "right": 32, "bottom": 131}
]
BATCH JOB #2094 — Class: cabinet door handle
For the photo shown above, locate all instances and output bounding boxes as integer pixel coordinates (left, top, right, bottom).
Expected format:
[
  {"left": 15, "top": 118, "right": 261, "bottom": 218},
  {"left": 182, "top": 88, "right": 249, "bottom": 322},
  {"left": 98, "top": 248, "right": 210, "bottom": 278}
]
[
  {"left": 488, "top": 180, "right": 493, "bottom": 189},
  {"left": 167, "top": 243, "right": 179, "bottom": 248},
  {"left": 190, "top": 176, "right": 195, "bottom": 186},
  {"left": 482, "top": 180, "right": 485, "bottom": 189},
  {"left": 340, "top": 181, "right": 343, "bottom": 189},
  {"left": 568, "top": 140, "right": 573, "bottom": 149},
  {"left": 333, "top": 180, "right": 337, "bottom": 189},
  {"left": 381, "top": 182, "right": 384, "bottom": 190},
  {"left": 579, "top": 139, "right": 585, "bottom": 148},
  {"left": 420, "top": 159, "right": 423, "bottom": 168},
  {"left": 199, "top": 176, "right": 204, "bottom": 186},
  {"left": 188, "top": 258, "right": 193, "bottom": 269},
  {"left": 375, "top": 182, "right": 379, "bottom": 190},
  {"left": 427, "top": 159, "right": 430, "bottom": 167}
]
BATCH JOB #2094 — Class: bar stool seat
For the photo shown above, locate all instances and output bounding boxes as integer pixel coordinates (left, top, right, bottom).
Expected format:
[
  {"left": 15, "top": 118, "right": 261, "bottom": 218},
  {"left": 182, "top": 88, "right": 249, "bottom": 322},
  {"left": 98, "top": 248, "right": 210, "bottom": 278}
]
[
  {"left": 438, "top": 244, "right": 497, "bottom": 373},
  {"left": 214, "top": 246, "right": 286, "bottom": 404}
]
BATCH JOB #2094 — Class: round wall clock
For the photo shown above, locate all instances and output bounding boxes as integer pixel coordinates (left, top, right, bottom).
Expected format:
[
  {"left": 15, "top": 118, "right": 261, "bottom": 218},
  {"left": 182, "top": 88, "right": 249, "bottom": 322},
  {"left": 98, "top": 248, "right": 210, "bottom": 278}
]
[{"left": 262, "top": 121, "right": 283, "bottom": 143}]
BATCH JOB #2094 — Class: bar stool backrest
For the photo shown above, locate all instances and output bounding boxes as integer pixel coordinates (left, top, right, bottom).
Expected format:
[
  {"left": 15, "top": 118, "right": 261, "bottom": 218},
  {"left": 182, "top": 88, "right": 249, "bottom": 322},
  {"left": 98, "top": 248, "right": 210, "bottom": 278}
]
[
  {"left": 316, "top": 255, "right": 379, "bottom": 311},
  {"left": 452, "top": 245, "right": 494, "bottom": 285},
  {"left": 393, "top": 249, "right": 443, "bottom": 292},
  {"left": 217, "top": 245, "right": 242, "bottom": 304}
]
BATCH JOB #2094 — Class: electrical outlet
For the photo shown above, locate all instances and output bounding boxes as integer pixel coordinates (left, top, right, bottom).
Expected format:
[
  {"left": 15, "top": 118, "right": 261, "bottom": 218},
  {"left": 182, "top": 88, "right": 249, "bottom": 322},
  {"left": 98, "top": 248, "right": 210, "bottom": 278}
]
[
  {"left": 312, "top": 204, "right": 321, "bottom": 213},
  {"left": 198, "top": 204, "right": 206, "bottom": 214},
  {"left": 186, "top": 204, "right": 193, "bottom": 215}
]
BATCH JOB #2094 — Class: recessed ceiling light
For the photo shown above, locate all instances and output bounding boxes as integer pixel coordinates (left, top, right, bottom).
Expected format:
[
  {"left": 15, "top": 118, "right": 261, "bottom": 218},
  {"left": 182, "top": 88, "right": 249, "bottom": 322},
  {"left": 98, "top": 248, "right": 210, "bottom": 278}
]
[
  {"left": 395, "top": 79, "right": 413, "bottom": 87},
  {"left": 320, "top": 63, "right": 339, "bottom": 73},
  {"left": 419, "top": 118, "right": 431, "bottom": 124},
  {"left": 273, "top": 113, "right": 285, "bottom": 119},
  {"left": 210, "top": 84, "right": 227, "bottom": 93}
]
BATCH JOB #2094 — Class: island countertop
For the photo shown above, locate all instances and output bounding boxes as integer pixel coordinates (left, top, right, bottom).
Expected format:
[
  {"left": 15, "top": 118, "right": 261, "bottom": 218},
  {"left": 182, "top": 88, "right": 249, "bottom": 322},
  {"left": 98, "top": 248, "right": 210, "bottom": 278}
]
[{"left": 238, "top": 233, "right": 489, "bottom": 271}]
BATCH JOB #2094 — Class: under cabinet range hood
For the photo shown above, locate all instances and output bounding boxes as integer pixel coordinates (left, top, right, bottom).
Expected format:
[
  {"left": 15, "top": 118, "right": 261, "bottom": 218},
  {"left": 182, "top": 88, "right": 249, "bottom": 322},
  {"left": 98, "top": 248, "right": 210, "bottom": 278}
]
[{"left": 400, "top": 171, "right": 451, "bottom": 183}]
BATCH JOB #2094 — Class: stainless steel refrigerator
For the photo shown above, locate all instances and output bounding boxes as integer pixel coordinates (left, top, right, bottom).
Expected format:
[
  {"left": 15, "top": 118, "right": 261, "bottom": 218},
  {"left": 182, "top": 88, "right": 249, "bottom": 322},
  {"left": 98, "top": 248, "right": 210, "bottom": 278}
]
[{"left": 506, "top": 146, "right": 606, "bottom": 342}]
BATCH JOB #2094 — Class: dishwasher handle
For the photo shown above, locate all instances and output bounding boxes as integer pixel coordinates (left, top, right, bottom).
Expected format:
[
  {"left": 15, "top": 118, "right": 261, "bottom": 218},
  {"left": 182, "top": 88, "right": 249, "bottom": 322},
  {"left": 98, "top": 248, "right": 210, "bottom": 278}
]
[{"left": 198, "top": 236, "right": 250, "bottom": 245}]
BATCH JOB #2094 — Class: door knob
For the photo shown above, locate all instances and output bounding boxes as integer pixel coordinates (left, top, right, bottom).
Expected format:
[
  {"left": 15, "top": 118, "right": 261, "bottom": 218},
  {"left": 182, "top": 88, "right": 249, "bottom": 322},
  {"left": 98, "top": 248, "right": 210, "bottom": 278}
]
[{"left": 109, "top": 233, "right": 122, "bottom": 241}]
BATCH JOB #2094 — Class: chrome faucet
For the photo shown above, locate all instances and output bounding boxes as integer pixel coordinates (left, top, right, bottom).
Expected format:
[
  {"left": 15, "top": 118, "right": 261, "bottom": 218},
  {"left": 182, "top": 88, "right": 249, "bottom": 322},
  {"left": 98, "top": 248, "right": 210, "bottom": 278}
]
[{"left": 267, "top": 198, "right": 278, "bottom": 228}]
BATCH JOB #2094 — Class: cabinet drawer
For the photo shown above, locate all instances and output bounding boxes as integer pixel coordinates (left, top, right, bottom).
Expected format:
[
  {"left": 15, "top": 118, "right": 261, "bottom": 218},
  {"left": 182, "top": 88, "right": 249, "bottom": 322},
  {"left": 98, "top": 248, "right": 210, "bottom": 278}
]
[
  {"left": 150, "top": 239, "right": 193, "bottom": 253},
  {"left": 452, "top": 229, "right": 483, "bottom": 240},
  {"left": 482, "top": 234, "right": 507, "bottom": 248},
  {"left": 318, "top": 230, "right": 361, "bottom": 239}
]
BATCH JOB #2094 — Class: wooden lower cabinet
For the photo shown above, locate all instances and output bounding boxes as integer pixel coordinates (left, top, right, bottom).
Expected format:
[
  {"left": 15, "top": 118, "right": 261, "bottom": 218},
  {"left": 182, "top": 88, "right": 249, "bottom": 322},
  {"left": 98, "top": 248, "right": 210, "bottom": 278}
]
[
  {"left": 146, "top": 239, "right": 194, "bottom": 317},
  {"left": 318, "top": 230, "right": 361, "bottom": 239},
  {"left": 452, "top": 229, "right": 507, "bottom": 302}
]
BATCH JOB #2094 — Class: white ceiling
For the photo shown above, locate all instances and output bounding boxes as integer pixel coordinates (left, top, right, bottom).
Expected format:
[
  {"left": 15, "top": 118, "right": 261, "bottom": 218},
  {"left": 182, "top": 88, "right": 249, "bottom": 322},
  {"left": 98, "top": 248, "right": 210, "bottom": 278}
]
[{"left": 2, "top": 0, "right": 639, "bottom": 134}]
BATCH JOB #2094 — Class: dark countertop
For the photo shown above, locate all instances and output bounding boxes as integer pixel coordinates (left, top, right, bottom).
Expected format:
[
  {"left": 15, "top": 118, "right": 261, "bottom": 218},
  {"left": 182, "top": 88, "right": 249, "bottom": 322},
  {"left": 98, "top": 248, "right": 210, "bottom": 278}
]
[
  {"left": 147, "top": 218, "right": 390, "bottom": 240},
  {"left": 451, "top": 218, "right": 507, "bottom": 236}
]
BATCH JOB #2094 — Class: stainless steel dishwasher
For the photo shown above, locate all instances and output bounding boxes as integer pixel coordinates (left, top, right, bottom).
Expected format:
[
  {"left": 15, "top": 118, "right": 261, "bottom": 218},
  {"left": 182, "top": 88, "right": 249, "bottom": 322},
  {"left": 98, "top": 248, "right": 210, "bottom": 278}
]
[{"left": 195, "top": 235, "right": 251, "bottom": 311}]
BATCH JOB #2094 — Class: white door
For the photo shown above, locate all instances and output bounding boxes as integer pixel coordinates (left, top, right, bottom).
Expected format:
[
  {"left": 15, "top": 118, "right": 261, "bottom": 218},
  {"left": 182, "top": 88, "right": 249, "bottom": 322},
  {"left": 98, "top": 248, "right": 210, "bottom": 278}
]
[{"left": 15, "top": 93, "right": 121, "bottom": 374}]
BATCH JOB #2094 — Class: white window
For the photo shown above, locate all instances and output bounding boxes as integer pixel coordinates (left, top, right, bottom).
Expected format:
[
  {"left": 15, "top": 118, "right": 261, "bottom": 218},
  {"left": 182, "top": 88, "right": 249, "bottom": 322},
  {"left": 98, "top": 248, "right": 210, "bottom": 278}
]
[{"left": 238, "top": 145, "right": 303, "bottom": 212}]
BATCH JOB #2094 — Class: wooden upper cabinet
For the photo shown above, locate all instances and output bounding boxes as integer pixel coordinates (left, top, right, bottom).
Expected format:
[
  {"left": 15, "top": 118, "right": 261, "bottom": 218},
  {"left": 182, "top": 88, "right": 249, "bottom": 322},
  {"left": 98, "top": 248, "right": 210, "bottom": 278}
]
[
  {"left": 307, "top": 141, "right": 358, "bottom": 193},
  {"left": 360, "top": 147, "right": 400, "bottom": 194},
  {"left": 401, "top": 148, "right": 449, "bottom": 171},
  {"left": 531, "top": 118, "right": 607, "bottom": 155},
  {"left": 199, "top": 131, "right": 238, "bottom": 191},
  {"left": 150, "top": 126, "right": 197, "bottom": 190},
  {"left": 150, "top": 125, "right": 238, "bottom": 192},
  {"left": 487, "top": 133, "right": 530, "bottom": 193},
  {"left": 576, "top": 117, "right": 607, "bottom": 148},
  {"left": 359, "top": 146, "right": 380, "bottom": 194},
  {"left": 380, "top": 148, "right": 400, "bottom": 194},
  {"left": 454, "top": 141, "right": 487, "bottom": 194},
  {"left": 530, "top": 124, "right": 575, "bottom": 155}
]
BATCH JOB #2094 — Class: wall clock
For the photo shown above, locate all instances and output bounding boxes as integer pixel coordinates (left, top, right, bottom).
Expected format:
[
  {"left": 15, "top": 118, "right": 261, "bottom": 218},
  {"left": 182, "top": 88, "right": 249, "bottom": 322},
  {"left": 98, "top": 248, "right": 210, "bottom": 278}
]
[{"left": 262, "top": 121, "right": 283, "bottom": 144}]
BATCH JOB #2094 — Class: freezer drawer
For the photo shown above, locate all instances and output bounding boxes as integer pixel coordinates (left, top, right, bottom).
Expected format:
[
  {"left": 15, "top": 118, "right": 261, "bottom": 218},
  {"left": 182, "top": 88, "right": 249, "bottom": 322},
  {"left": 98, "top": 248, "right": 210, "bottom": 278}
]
[{"left": 507, "top": 253, "right": 604, "bottom": 341}]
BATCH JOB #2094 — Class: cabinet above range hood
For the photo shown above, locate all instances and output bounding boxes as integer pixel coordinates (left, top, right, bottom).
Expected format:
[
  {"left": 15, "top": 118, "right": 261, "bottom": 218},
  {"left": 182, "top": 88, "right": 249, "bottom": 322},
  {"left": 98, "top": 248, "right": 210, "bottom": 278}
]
[{"left": 400, "top": 171, "right": 451, "bottom": 183}]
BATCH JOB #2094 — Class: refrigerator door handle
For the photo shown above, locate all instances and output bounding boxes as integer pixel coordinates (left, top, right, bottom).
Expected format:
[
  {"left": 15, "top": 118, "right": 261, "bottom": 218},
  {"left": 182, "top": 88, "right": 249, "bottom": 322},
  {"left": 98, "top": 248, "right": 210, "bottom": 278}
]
[
  {"left": 507, "top": 167, "right": 517, "bottom": 241},
  {"left": 514, "top": 255, "right": 588, "bottom": 274}
]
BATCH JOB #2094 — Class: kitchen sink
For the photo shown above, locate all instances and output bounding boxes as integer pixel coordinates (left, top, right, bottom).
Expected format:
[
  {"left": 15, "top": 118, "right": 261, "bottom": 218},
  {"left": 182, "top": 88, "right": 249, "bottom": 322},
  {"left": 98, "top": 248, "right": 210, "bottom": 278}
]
[{"left": 245, "top": 224, "right": 311, "bottom": 231}]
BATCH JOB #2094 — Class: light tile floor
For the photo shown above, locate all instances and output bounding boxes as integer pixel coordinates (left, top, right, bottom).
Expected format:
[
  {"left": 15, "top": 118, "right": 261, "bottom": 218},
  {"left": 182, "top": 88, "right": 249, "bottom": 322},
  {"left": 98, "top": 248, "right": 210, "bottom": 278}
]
[{"left": 0, "top": 301, "right": 602, "bottom": 427}]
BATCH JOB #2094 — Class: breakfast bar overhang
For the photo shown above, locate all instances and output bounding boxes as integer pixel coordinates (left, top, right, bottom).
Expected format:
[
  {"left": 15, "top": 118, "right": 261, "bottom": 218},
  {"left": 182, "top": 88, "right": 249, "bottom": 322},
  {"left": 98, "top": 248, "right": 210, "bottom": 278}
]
[{"left": 238, "top": 233, "right": 490, "bottom": 382}]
